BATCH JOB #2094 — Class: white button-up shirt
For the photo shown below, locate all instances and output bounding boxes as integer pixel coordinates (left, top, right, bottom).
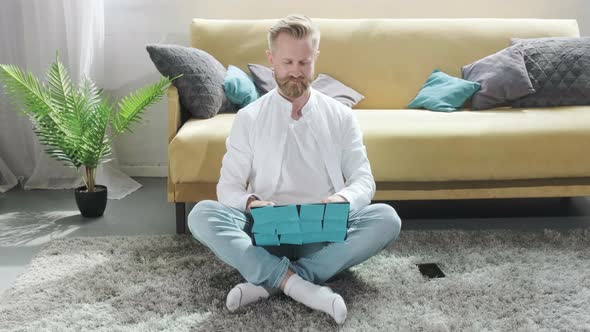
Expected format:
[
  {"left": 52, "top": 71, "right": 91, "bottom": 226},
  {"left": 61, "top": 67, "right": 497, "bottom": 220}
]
[
  {"left": 217, "top": 87, "right": 375, "bottom": 212},
  {"left": 271, "top": 111, "right": 334, "bottom": 205}
]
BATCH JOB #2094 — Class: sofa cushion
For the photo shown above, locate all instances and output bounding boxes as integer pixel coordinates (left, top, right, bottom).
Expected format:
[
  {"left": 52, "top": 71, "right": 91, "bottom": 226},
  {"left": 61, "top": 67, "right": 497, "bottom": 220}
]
[
  {"left": 510, "top": 37, "right": 590, "bottom": 107},
  {"left": 408, "top": 70, "right": 481, "bottom": 112},
  {"left": 462, "top": 46, "right": 536, "bottom": 110},
  {"left": 146, "top": 44, "right": 235, "bottom": 118},
  {"left": 223, "top": 65, "right": 259, "bottom": 108},
  {"left": 168, "top": 106, "right": 590, "bottom": 184},
  {"left": 247, "top": 64, "right": 365, "bottom": 107},
  {"left": 169, "top": 114, "right": 235, "bottom": 184}
]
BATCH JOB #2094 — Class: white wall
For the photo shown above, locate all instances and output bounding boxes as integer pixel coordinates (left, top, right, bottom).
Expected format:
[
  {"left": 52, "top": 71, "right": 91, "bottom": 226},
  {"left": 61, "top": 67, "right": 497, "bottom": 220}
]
[{"left": 105, "top": 0, "right": 590, "bottom": 177}]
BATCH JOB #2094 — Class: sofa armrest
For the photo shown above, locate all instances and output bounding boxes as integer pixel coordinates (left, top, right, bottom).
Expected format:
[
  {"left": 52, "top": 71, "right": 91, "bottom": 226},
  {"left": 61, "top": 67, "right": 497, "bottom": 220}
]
[
  {"left": 167, "top": 85, "right": 181, "bottom": 204},
  {"left": 167, "top": 86, "right": 181, "bottom": 143}
]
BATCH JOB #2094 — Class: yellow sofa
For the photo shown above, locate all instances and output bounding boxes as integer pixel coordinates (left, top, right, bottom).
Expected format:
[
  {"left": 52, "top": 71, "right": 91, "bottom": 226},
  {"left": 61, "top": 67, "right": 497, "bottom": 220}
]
[{"left": 168, "top": 18, "right": 590, "bottom": 233}]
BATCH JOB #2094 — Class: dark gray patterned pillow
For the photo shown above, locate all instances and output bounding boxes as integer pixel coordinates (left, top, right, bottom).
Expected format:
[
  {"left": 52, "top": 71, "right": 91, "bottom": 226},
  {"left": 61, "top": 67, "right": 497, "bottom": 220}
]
[
  {"left": 510, "top": 37, "right": 590, "bottom": 108},
  {"left": 146, "top": 44, "right": 235, "bottom": 118}
]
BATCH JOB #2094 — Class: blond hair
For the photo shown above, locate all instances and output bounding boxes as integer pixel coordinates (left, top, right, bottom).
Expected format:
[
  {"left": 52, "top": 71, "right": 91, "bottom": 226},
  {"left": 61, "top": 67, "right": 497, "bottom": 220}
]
[{"left": 267, "top": 14, "right": 320, "bottom": 52}]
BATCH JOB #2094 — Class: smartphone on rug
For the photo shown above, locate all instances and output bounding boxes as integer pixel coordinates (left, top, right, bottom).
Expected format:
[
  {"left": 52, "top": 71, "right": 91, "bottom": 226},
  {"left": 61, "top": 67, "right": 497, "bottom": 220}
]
[{"left": 416, "top": 263, "right": 446, "bottom": 278}]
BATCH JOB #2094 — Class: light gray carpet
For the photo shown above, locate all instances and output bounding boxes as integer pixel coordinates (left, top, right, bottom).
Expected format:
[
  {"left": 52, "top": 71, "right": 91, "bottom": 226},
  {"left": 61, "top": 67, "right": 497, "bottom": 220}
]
[{"left": 1, "top": 229, "right": 589, "bottom": 332}]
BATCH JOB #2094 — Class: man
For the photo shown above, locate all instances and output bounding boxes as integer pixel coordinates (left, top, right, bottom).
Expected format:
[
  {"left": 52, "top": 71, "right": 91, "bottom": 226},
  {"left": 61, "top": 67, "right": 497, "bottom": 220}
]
[{"left": 188, "top": 14, "right": 401, "bottom": 325}]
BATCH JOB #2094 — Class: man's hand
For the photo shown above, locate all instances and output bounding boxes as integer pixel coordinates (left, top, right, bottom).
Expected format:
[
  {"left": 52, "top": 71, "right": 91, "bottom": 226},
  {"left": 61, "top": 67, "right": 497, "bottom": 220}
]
[
  {"left": 320, "top": 194, "right": 348, "bottom": 204},
  {"left": 246, "top": 196, "right": 275, "bottom": 212}
]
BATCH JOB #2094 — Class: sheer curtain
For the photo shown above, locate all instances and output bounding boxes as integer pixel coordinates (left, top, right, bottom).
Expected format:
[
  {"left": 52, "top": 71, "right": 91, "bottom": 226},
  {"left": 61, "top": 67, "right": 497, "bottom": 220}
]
[{"left": 0, "top": 0, "right": 141, "bottom": 199}]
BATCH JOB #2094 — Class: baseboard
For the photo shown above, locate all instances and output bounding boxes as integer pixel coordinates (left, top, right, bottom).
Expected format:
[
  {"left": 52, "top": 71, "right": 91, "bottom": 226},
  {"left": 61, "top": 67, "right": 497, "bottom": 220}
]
[{"left": 119, "top": 165, "right": 167, "bottom": 177}]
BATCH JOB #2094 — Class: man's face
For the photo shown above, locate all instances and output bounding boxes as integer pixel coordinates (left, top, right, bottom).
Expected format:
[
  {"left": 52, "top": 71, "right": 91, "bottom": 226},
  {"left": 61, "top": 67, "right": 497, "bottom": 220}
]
[{"left": 266, "top": 33, "right": 318, "bottom": 100}]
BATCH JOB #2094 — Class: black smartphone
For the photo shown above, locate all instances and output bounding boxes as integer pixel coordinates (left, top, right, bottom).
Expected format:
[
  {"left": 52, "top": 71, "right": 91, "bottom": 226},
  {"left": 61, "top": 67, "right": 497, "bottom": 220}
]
[{"left": 416, "top": 263, "right": 445, "bottom": 278}]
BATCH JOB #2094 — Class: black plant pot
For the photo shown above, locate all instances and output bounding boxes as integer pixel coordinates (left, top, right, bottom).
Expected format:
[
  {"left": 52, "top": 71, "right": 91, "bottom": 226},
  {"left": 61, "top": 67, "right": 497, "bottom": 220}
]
[{"left": 75, "top": 185, "right": 107, "bottom": 217}]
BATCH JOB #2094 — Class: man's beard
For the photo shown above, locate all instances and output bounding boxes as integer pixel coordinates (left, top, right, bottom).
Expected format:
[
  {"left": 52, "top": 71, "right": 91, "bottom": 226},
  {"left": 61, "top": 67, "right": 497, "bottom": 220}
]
[{"left": 275, "top": 74, "right": 312, "bottom": 99}]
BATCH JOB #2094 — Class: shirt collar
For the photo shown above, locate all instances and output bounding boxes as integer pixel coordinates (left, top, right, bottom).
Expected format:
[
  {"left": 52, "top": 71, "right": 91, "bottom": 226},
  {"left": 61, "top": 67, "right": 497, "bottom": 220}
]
[{"left": 271, "top": 87, "right": 316, "bottom": 120}]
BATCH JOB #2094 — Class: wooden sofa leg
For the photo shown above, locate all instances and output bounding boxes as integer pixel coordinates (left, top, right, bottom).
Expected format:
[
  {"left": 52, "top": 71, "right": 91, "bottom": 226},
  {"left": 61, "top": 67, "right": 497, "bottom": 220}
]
[{"left": 176, "top": 202, "right": 187, "bottom": 234}]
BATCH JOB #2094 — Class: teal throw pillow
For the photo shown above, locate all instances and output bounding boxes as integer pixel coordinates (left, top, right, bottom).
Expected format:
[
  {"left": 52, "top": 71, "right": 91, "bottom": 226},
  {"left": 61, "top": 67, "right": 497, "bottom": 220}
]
[
  {"left": 408, "top": 69, "right": 481, "bottom": 112},
  {"left": 223, "top": 65, "right": 259, "bottom": 108}
]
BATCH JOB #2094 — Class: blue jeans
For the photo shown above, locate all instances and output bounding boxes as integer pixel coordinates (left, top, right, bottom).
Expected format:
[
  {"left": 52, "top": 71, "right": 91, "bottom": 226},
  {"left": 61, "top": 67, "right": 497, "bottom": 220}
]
[{"left": 188, "top": 200, "right": 402, "bottom": 289}]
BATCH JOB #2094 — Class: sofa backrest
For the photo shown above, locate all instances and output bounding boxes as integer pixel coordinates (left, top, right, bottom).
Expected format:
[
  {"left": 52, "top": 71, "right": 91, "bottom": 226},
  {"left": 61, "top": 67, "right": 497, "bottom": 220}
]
[{"left": 190, "top": 18, "right": 579, "bottom": 109}]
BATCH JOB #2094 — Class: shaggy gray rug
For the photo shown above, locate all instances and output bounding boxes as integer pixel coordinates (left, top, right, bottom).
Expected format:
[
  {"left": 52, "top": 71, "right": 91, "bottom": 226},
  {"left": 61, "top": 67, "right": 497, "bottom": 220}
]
[{"left": 1, "top": 229, "right": 589, "bottom": 331}]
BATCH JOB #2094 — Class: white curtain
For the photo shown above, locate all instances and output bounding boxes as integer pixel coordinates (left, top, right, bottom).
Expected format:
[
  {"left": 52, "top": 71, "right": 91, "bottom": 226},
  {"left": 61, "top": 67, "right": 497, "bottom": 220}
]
[{"left": 0, "top": 0, "right": 141, "bottom": 199}]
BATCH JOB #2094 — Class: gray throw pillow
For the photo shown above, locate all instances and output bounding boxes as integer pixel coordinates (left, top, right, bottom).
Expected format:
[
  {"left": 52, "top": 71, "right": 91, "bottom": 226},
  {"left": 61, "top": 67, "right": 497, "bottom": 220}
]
[
  {"left": 247, "top": 64, "right": 365, "bottom": 108},
  {"left": 312, "top": 74, "right": 365, "bottom": 108},
  {"left": 509, "top": 37, "right": 590, "bottom": 108},
  {"left": 462, "top": 46, "right": 536, "bottom": 110},
  {"left": 146, "top": 44, "right": 235, "bottom": 119},
  {"left": 247, "top": 63, "right": 276, "bottom": 95}
]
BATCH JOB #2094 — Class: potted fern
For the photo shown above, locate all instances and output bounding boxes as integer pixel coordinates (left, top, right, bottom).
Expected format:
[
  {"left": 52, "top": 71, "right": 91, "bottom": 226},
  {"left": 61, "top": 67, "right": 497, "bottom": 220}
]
[{"left": 0, "top": 54, "right": 175, "bottom": 217}]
